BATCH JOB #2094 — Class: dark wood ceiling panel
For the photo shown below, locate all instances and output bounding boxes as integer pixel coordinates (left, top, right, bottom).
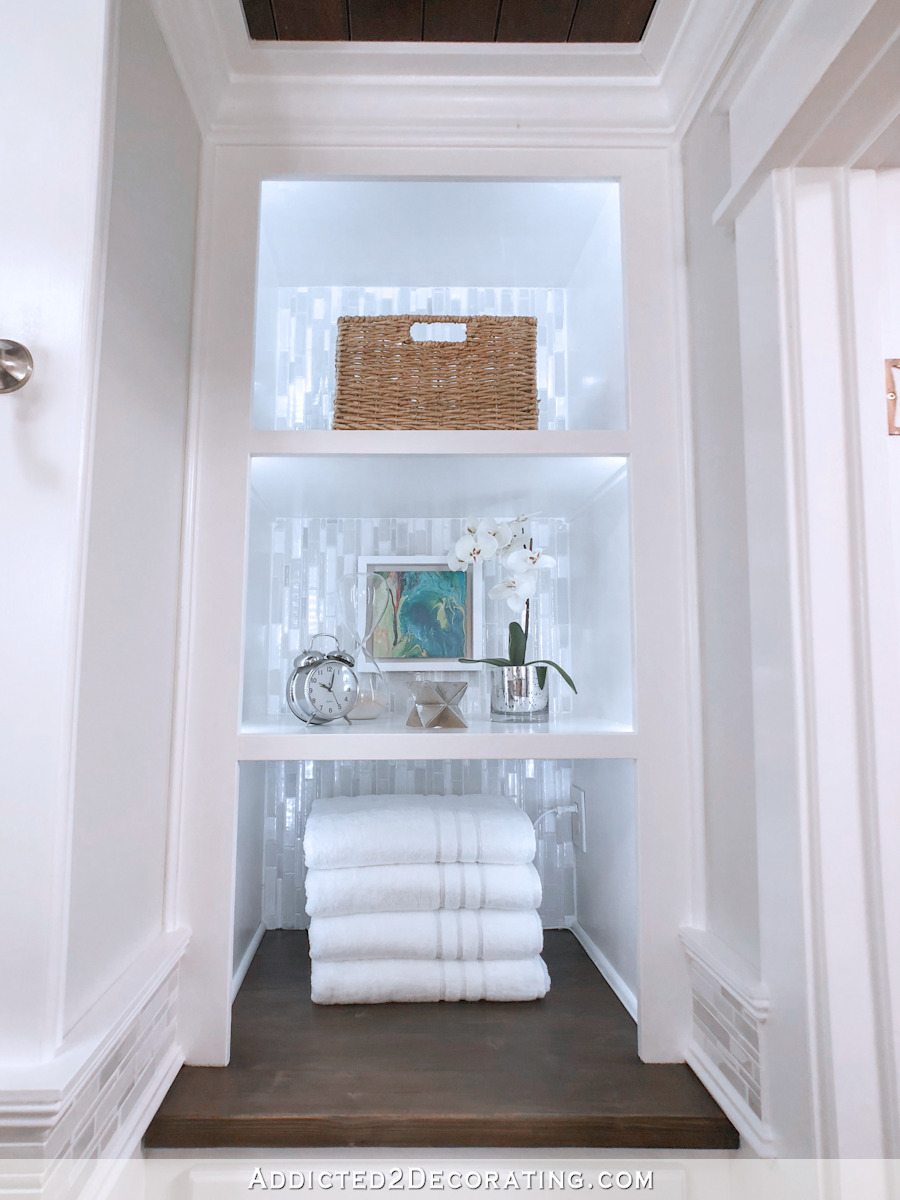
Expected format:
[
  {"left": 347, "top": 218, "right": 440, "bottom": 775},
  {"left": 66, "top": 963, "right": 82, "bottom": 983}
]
[
  {"left": 271, "top": 0, "right": 349, "bottom": 39},
  {"left": 349, "top": 0, "right": 423, "bottom": 40},
  {"left": 423, "top": 0, "right": 502, "bottom": 42},
  {"left": 241, "top": 0, "right": 658, "bottom": 41},
  {"left": 242, "top": 0, "right": 277, "bottom": 39},
  {"left": 495, "top": 0, "right": 579, "bottom": 42},
  {"left": 568, "top": 0, "right": 655, "bottom": 41}
]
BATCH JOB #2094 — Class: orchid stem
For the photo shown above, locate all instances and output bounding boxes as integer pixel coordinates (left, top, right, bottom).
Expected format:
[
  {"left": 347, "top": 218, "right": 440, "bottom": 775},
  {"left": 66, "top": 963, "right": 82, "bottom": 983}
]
[{"left": 523, "top": 537, "right": 533, "bottom": 650}]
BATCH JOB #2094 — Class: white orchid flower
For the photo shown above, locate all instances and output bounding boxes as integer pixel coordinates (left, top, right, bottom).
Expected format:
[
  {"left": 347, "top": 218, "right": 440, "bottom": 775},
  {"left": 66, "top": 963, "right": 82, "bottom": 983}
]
[
  {"left": 489, "top": 570, "right": 539, "bottom": 611},
  {"left": 454, "top": 529, "right": 499, "bottom": 563},
  {"left": 447, "top": 552, "right": 468, "bottom": 571},
  {"left": 477, "top": 517, "right": 513, "bottom": 550},
  {"left": 503, "top": 512, "right": 537, "bottom": 553},
  {"left": 506, "top": 546, "right": 556, "bottom": 572}
]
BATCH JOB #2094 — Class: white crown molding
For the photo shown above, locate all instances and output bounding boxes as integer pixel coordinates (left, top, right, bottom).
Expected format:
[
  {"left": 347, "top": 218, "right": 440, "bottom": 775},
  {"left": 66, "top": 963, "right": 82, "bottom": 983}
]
[
  {"left": 704, "top": 0, "right": 792, "bottom": 116},
  {"left": 149, "top": 0, "right": 757, "bottom": 148},
  {"left": 667, "top": 0, "right": 770, "bottom": 139},
  {"left": 212, "top": 76, "right": 670, "bottom": 148},
  {"left": 712, "top": 0, "right": 900, "bottom": 223},
  {"left": 228, "top": 37, "right": 654, "bottom": 79},
  {"left": 640, "top": 0, "right": 693, "bottom": 74},
  {"left": 148, "top": 0, "right": 232, "bottom": 132}
]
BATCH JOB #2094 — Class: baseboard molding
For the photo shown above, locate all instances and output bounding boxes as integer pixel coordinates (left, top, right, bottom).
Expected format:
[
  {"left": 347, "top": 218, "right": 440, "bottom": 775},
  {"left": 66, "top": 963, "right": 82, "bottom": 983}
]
[
  {"left": 568, "top": 919, "right": 638, "bottom": 1021},
  {"left": 685, "top": 1041, "right": 775, "bottom": 1158},
  {"left": 0, "top": 929, "right": 189, "bottom": 1175},
  {"left": 231, "top": 922, "right": 266, "bottom": 1003},
  {"left": 28, "top": 1041, "right": 186, "bottom": 1200}
]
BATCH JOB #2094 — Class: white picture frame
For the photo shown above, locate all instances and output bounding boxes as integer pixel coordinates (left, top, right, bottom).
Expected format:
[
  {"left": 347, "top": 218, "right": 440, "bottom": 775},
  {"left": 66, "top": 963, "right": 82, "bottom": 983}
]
[{"left": 357, "top": 555, "right": 483, "bottom": 672}]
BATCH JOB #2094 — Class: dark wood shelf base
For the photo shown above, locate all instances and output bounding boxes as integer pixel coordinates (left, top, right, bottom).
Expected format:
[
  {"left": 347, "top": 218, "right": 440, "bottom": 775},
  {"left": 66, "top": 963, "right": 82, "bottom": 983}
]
[{"left": 145, "top": 931, "right": 738, "bottom": 1151}]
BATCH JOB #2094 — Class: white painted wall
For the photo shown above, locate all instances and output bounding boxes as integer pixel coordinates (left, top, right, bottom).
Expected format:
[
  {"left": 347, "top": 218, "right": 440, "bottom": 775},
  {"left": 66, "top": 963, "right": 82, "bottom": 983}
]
[
  {"left": 258, "top": 180, "right": 617, "bottom": 290},
  {"left": 869, "top": 168, "right": 900, "bottom": 1156},
  {"left": 876, "top": 173, "right": 900, "bottom": 593},
  {"left": 251, "top": 231, "right": 279, "bottom": 433},
  {"left": 64, "top": 0, "right": 200, "bottom": 1030},
  {"left": 242, "top": 489, "right": 275, "bottom": 727},
  {"left": 680, "top": 110, "right": 760, "bottom": 970},
  {"left": 734, "top": 176, "right": 817, "bottom": 1156},
  {"left": 233, "top": 764, "right": 266, "bottom": 986},
  {"left": 841, "top": 168, "right": 900, "bottom": 1155},
  {"left": 0, "top": 0, "right": 111, "bottom": 1065},
  {"left": 718, "top": 165, "right": 900, "bottom": 1158},
  {"left": 566, "top": 187, "right": 627, "bottom": 430},
  {"left": 573, "top": 759, "right": 638, "bottom": 1004},
  {"left": 788, "top": 171, "right": 888, "bottom": 1155},
  {"left": 568, "top": 466, "right": 633, "bottom": 728}
]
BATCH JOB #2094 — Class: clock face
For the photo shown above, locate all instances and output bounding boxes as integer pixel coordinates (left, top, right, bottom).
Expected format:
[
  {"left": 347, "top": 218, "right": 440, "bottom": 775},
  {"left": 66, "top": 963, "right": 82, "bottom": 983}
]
[{"left": 304, "top": 662, "right": 358, "bottom": 720}]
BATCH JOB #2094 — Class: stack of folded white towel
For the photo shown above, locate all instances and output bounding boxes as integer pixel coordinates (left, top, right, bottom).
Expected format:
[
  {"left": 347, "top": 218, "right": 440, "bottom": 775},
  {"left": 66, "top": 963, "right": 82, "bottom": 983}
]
[{"left": 303, "top": 794, "right": 550, "bottom": 1005}]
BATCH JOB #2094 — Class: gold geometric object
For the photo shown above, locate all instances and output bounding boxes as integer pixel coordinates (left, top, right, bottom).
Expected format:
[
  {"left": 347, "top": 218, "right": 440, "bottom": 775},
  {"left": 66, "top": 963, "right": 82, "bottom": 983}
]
[{"left": 406, "top": 680, "right": 468, "bottom": 729}]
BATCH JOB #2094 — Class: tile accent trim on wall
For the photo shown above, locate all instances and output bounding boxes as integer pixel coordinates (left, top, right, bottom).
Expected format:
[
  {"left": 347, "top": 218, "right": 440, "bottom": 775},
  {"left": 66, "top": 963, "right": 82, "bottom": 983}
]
[
  {"left": 680, "top": 926, "right": 774, "bottom": 1156},
  {"left": 0, "top": 930, "right": 189, "bottom": 1192}
]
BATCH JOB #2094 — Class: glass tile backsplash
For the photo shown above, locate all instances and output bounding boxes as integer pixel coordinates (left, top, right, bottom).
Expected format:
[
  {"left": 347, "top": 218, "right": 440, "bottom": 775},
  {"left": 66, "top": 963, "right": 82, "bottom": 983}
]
[
  {"left": 255, "top": 515, "right": 572, "bottom": 722},
  {"left": 254, "top": 285, "right": 569, "bottom": 431},
  {"left": 262, "top": 759, "right": 576, "bottom": 932}
]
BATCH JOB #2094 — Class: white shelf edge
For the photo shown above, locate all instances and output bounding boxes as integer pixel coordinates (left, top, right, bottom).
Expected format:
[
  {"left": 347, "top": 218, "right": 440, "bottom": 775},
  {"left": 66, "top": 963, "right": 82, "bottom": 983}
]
[
  {"left": 236, "top": 722, "right": 638, "bottom": 761},
  {"left": 247, "top": 429, "right": 631, "bottom": 457}
]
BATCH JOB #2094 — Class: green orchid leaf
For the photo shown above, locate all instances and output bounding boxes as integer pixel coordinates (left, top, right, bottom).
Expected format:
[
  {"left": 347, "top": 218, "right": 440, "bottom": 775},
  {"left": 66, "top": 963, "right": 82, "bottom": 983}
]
[
  {"left": 508, "top": 621, "right": 527, "bottom": 666},
  {"left": 459, "top": 657, "right": 513, "bottom": 667},
  {"left": 524, "top": 659, "right": 578, "bottom": 694},
  {"left": 536, "top": 664, "right": 548, "bottom": 690}
]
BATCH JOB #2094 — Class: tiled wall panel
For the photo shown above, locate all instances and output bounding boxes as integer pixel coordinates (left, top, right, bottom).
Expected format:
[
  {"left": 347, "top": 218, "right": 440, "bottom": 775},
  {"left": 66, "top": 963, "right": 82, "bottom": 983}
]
[
  {"left": 687, "top": 956, "right": 764, "bottom": 1121},
  {"left": 0, "top": 959, "right": 181, "bottom": 1181},
  {"left": 262, "top": 515, "right": 572, "bottom": 722},
  {"left": 260, "top": 285, "right": 569, "bottom": 431},
  {"left": 262, "top": 759, "right": 576, "bottom": 932}
]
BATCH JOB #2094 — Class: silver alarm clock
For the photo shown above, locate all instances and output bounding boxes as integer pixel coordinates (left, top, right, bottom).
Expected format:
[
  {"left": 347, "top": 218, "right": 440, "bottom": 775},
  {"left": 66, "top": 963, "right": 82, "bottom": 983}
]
[{"left": 287, "top": 634, "right": 360, "bottom": 726}]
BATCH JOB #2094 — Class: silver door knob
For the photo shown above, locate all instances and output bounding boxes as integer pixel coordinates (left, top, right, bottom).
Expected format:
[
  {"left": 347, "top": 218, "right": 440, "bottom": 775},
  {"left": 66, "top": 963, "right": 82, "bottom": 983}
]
[{"left": 0, "top": 341, "right": 34, "bottom": 393}]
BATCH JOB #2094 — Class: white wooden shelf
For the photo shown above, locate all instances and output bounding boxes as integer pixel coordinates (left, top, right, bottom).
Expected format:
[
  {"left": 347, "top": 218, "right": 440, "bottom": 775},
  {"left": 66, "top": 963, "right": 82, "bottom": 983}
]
[
  {"left": 248, "top": 429, "right": 631, "bottom": 458},
  {"left": 237, "top": 714, "right": 636, "bottom": 760},
  {"left": 178, "top": 149, "right": 696, "bottom": 1064}
]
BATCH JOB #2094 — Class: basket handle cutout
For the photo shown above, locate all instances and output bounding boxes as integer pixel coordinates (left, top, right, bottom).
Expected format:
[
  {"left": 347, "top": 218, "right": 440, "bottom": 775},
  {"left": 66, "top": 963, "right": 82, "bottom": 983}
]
[{"left": 409, "top": 321, "right": 467, "bottom": 344}]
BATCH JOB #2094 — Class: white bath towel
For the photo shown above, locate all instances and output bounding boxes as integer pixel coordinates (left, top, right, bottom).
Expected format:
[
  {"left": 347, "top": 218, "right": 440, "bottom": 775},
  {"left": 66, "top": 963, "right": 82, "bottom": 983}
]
[
  {"left": 305, "top": 862, "right": 542, "bottom": 917},
  {"left": 303, "top": 794, "right": 535, "bottom": 869},
  {"left": 310, "top": 956, "right": 551, "bottom": 1004},
  {"left": 308, "top": 909, "right": 543, "bottom": 962}
]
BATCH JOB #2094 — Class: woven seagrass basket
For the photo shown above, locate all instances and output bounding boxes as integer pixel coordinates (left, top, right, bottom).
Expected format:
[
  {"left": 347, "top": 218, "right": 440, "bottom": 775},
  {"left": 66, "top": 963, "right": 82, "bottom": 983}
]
[{"left": 333, "top": 314, "right": 538, "bottom": 430}]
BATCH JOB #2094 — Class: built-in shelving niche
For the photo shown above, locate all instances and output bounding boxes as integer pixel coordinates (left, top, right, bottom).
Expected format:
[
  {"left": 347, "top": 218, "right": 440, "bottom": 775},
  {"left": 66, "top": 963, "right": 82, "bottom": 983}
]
[
  {"left": 253, "top": 180, "right": 627, "bottom": 432},
  {"left": 242, "top": 455, "right": 633, "bottom": 737},
  {"left": 234, "top": 758, "right": 639, "bottom": 995}
]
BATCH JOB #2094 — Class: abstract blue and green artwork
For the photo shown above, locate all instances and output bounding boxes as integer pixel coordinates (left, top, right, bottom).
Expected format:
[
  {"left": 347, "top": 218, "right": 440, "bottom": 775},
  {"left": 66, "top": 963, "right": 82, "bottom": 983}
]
[{"left": 371, "top": 568, "right": 468, "bottom": 660}]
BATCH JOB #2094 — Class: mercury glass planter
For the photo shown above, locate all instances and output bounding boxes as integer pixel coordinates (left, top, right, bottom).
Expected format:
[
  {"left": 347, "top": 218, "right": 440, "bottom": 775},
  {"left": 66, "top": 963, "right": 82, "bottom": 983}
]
[{"left": 490, "top": 665, "right": 549, "bottom": 722}]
